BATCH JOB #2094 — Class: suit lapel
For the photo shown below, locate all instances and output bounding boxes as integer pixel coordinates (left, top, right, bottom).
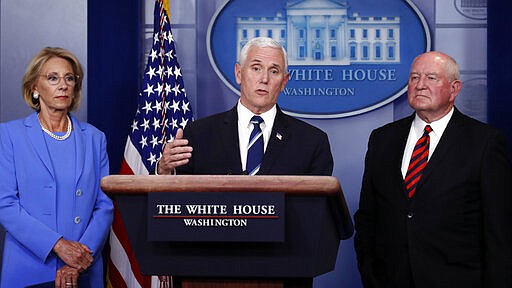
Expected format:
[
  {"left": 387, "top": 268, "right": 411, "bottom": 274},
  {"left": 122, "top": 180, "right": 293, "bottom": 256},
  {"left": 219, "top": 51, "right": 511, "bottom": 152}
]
[
  {"left": 71, "top": 115, "right": 85, "bottom": 184},
  {"left": 394, "top": 115, "right": 416, "bottom": 201},
  {"left": 258, "top": 108, "right": 287, "bottom": 175},
  {"left": 25, "top": 113, "right": 55, "bottom": 178},
  {"left": 221, "top": 107, "right": 243, "bottom": 174},
  {"left": 415, "top": 109, "right": 464, "bottom": 194}
]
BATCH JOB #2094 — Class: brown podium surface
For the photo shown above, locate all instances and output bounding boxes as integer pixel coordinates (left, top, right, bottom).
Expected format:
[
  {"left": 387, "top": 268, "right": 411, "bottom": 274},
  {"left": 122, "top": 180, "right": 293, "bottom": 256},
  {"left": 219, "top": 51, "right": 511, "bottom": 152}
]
[{"left": 101, "top": 174, "right": 342, "bottom": 195}]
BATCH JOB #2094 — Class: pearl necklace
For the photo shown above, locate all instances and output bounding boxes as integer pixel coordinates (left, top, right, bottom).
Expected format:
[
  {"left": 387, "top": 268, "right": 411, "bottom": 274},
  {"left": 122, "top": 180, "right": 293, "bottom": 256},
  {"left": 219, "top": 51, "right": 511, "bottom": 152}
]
[{"left": 38, "top": 114, "right": 72, "bottom": 141}]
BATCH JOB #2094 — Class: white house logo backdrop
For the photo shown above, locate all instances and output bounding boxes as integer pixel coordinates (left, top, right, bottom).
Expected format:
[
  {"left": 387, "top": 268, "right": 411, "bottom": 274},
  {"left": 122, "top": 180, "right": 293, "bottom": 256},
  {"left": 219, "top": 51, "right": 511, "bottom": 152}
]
[{"left": 207, "top": 0, "right": 430, "bottom": 118}]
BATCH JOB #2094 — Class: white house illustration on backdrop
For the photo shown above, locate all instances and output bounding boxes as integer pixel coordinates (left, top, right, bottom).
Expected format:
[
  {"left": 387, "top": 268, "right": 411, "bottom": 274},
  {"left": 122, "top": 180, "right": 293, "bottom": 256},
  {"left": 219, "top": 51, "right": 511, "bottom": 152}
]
[{"left": 236, "top": 0, "right": 401, "bottom": 66}]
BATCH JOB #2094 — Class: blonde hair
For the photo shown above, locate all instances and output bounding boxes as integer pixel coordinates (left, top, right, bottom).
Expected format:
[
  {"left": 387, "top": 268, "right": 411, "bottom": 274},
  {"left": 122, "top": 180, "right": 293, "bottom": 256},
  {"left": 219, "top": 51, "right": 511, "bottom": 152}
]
[{"left": 22, "top": 47, "right": 83, "bottom": 111}]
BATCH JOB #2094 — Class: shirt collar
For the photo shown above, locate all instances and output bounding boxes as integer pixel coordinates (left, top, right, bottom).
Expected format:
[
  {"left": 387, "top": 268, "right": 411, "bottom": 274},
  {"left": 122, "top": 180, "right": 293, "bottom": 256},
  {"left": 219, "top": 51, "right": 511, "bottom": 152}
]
[
  {"left": 237, "top": 99, "right": 276, "bottom": 130},
  {"left": 413, "top": 107, "right": 454, "bottom": 138}
]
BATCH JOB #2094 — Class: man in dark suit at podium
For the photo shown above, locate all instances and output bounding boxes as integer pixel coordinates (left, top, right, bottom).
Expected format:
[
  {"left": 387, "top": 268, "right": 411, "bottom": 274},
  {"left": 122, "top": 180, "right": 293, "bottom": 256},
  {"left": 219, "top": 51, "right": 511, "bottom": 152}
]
[
  {"left": 155, "top": 37, "right": 334, "bottom": 288},
  {"left": 157, "top": 37, "right": 333, "bottom": 177},
  {"left": 354, "top": 51, "right": 512, "bottom": 288}
]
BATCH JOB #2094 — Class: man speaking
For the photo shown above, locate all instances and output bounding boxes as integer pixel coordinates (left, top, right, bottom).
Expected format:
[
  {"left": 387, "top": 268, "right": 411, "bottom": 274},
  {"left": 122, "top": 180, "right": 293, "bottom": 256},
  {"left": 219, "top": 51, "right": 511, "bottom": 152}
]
[{"left": 157, "top": 37, "right": 333, "bottom": 177}]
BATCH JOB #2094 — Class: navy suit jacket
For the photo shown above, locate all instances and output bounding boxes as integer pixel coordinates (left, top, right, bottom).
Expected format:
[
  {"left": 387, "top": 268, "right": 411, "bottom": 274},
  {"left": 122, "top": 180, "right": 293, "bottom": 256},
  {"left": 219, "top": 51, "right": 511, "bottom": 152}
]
[
  {"left": 176, "top": 105, "right": 333, "bottom": 176},
  {"left": 354, "top": 108, "right": 512, "bottom": 288}
]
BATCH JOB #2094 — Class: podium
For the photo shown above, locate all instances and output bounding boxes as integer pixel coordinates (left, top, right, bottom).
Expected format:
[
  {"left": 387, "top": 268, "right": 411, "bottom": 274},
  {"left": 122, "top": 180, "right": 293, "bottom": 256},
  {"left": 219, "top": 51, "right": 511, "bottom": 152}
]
[{"left": 101, "top": 175, "right": 353, "bottom": 288}]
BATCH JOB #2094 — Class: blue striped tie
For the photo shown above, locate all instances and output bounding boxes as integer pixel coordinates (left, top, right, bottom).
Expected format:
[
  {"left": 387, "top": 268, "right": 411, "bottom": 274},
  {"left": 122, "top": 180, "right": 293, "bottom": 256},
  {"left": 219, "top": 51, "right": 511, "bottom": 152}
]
[{"left": 246, "top": 116, "right": 264, "bottom": 175}]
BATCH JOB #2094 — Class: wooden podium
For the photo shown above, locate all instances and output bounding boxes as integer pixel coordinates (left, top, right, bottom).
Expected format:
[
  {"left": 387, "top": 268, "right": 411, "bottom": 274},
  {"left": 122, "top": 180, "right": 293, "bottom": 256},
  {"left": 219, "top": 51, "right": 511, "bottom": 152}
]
[{"left": 101, "top": 175, "right": 353, "bottom": 288}]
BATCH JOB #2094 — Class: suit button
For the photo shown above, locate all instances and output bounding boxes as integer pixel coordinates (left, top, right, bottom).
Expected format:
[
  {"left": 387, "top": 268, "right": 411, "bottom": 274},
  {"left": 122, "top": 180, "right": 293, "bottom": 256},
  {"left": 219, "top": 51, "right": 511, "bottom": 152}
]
[
  {"left": 76, "top": 189, "right": 82, "bottom": 196},
  {"left": 74, "top": 216, "right": 81, "bottom": 224},
  {"left": 407, "top": 212, "right": 414, "bottom": 219}
]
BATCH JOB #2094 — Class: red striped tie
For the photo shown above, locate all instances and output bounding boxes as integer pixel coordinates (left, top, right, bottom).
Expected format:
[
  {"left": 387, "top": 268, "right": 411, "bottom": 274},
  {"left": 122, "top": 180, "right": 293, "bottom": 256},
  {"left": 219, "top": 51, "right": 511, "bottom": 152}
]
[{"left": 404, "top": 125, "right": 432, "bottom": 198}]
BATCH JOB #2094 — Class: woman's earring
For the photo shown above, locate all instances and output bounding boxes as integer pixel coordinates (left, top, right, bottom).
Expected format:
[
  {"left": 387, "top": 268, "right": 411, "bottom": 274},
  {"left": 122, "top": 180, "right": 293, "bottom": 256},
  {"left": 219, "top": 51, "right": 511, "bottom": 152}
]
[{"left": 33, "top": 92, "right": 39, "bottom": 99}]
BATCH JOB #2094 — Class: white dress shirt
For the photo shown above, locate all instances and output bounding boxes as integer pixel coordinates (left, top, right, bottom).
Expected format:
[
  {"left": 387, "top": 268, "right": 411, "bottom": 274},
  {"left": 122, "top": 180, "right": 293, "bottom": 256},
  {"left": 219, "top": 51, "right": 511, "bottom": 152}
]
[
  {"left": 401, "top": 108, "right": 454, "bottom": 178},
  {"left": 237, "top": 100, "right": 276, "bottom": 172}
]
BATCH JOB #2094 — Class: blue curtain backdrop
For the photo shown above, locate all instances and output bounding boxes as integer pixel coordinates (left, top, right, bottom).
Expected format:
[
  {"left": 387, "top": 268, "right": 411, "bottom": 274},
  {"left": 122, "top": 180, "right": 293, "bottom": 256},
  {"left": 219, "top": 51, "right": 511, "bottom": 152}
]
[
  {"left": 88, "top": 1, "right": 142, "bottom": 174},
  {"left": 488, "top": 0, "right": 512, "bottom": 157}
]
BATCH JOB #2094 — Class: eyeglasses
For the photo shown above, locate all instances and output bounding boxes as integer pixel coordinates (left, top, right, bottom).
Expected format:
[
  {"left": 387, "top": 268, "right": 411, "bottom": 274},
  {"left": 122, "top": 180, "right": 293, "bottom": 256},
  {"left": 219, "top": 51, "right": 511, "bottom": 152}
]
[{"left": 39, "top": 73, "right": 79, "bottom": 86}]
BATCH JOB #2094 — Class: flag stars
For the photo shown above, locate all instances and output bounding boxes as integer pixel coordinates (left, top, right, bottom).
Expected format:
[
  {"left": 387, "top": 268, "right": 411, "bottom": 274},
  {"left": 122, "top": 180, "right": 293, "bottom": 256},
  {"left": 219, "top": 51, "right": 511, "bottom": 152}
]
[
  {"left": 146, "top": 66, "right": 156, "bottom": 80},
  {"left": 131, "top": 120, "right": 139, "bottom": 132},
  {"left": 180, "top": 117, "right": 189, "bottom": 129},
  {"left": 144, "top": 83, "right": 154, "bottom": 97},
  {"left": 152, "top": 117, "right": 161, "bottom": 130},
  {"left": 171, "top": 84, "right": 181, "bottom": 97},
  {"left": 150, "top": 135, "right": 160, "bottom": 148},
  {"left": 153, "top": 99, "right": 162, "bottom": 114},
  {"left": 156, "top": 66, "right": 164, "bottom": 79},
  {"left": 163, "top": 117, "right": 170, "bottom": 130},
  {"left": 166, "top": 65, "right": 174, "bottom": 78},
  {"left": 139, "top": 135, "right": 148, "bottom": 149},
  {"left": 153, "top": 32, "right": 159, "bottom": 45},
  {"left": 165, "top": 50, "right": 174, "bottom": 61},
  {"left": 171, "top": 117, "right": 178, "bottom": 130},
  {"left": 170, "top": 100, "right": 180, "bottom": 113},
  {"left": 147, "top": 152, "right": 157, "bottom": 166},
  {"left": 142, "top": 101, "right": 153, "bottom": 114},
  {"left": 162, "top": 13, "right": 168, "bottom": 25},
  {"left": 174, "top": 66, "right": 182, "bottom": 78},
  {"left": 182, "top": 101, "right": 190, "bottom": 114},
  {"left": 150, "top": 49, "right": 158, "bottom": 62},
  {"left": 164, "top": 99, "right": 171, "bottom": 112},
  {"left": 155, "top": 82, "right": 164, "bottom": 95},
  {"left": 164, "top": 83, "right": 172, "bottom": 96},
  {"left": 141, "top": 118, "right": 150, "bottom": 131}
]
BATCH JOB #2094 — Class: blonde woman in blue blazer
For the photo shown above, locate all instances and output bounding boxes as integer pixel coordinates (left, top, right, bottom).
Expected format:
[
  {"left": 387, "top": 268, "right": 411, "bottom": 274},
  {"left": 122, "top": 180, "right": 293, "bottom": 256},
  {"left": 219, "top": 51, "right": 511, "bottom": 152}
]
[{"left": 0, "top": 47, "right": 113, "bottom": 288}]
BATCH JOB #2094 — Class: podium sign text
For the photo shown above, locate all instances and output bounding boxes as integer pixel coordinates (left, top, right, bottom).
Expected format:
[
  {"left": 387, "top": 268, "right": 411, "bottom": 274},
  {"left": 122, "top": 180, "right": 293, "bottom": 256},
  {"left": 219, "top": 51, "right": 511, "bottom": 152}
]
[{"left": 148, "top": 192, "right": 284, "bottom": 242}]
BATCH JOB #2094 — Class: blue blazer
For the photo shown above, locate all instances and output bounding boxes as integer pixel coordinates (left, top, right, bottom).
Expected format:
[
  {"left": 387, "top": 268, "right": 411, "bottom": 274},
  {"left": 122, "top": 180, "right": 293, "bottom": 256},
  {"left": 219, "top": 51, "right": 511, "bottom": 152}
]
[{"left": 0, "top": 112, "right": 113, "bottom": 288}]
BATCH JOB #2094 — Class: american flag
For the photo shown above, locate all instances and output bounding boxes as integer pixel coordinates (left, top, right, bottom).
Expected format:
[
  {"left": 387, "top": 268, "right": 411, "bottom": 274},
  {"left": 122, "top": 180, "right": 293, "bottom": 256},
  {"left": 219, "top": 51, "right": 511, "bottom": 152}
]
[
  {"left": 123, "top": 0, "right": 193, "bottom": 175},
  {"left": 107, "top": 0, "right": 193, "bottom": 287}
]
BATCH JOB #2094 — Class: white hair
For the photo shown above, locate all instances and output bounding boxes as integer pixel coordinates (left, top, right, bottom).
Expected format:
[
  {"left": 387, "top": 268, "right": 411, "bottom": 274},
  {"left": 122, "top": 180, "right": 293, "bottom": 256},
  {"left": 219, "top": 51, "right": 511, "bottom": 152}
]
[{"left": 239, "top": 37, "right": 288, "bottom": 73}]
